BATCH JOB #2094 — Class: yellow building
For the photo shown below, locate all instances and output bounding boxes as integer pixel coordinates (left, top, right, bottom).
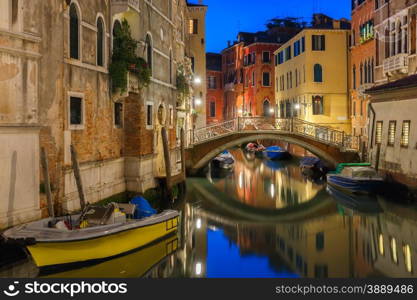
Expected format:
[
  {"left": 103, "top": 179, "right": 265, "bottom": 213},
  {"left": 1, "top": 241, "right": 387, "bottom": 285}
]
[{"left": 274, "top": 27, "right": 351, "bottom": 133}]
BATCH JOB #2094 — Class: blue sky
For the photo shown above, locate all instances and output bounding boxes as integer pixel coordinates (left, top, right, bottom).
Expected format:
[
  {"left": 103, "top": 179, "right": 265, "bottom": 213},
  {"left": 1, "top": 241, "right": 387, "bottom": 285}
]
[{"left": 188, "top": 0, "right": 351, "bottom": 53}]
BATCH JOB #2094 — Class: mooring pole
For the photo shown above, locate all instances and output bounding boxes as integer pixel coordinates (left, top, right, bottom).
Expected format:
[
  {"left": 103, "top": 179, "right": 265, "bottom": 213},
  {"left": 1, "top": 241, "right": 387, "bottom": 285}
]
[
  {"left": 161, "top": 127, "right": 173, "bottom": 201},
  {"left": 70, "top": 144, "right": 86, "bottom": 210},
  {"left": 40, "top": 147, "right": 55, "bottom": 218}
]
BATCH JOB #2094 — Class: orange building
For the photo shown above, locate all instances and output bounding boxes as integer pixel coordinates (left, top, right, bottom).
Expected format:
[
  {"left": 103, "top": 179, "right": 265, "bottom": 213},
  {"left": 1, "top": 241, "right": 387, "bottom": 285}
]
[
  {"left": 206, "top": 53, "right": 224, "bottom": 124},
  {"left": 350, "top": 0, "right": 376, "bottom": 158}
]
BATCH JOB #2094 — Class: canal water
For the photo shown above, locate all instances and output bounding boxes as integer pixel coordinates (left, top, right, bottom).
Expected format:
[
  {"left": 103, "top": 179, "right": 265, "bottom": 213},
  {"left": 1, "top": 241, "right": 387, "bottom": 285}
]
[{"left": 1, "top": 148, "right": 416, "bottom": 278}]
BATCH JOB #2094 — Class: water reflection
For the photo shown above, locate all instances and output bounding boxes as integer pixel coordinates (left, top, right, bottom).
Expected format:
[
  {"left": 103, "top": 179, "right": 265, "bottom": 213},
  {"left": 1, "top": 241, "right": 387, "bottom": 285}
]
[{"left": 1, "top": 149, "right": 417, "bottom": 278}]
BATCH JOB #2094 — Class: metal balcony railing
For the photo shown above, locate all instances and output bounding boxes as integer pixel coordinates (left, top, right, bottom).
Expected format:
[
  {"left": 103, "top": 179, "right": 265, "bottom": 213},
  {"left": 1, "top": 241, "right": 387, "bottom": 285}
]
[{"left": 189, "top": 117, "right": 360, "bottom": 152}]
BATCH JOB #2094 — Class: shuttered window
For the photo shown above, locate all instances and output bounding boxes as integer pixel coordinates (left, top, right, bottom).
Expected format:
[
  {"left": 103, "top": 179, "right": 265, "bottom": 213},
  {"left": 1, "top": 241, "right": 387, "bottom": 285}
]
[
  {"left": 401, "top": 121, "right": 411, "bottom": 147},
  {"left": 388, "top": 121, "right": 396, "bottom": 146},
  {"left": 375, "top": 121, "right": 383, "bottom": 144}
]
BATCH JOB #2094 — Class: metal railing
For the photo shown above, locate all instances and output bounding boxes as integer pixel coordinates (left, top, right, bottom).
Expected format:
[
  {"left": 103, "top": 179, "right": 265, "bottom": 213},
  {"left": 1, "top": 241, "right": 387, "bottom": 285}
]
[{"left": 190, "top": 117, "right": 360, "bottom": 152}]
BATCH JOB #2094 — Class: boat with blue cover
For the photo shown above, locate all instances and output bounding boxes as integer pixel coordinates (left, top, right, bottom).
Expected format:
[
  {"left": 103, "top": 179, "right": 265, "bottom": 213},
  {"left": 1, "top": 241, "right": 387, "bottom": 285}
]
[
  {"left": 326, "top": 163, "right": 384, "bottom": 195},
  {"left": 263, "top": 146, "right": 291, "bottom": 160},
  {"left": 212, "top": 150, "right": 235, "bottom": 170}
]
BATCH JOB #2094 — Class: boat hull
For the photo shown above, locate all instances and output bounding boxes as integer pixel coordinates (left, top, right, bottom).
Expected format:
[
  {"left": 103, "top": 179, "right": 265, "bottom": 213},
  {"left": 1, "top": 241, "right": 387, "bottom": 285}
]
[
  {"left": 327, "top": 174, "right": 383, "bottom": 195},
  {"left": 25, "top": 215, "right": 179, "bottom": 269}
]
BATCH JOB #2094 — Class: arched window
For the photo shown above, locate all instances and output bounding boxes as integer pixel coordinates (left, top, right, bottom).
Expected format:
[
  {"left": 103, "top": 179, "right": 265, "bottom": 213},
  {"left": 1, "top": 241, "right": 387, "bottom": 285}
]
[
  {"left": 375, "top": 32, "right": 380, "bottom": 65},
  {"left": 385, "top": 28, "right": 390, "bottom": 58},
  {"left": 69, "top": 3, "right": 80, "bottom": 59},
  {"left": 364, "top": 61, "right": 368, "bottom": 83},
  {"left": 96, "top": 17, "right": 105, "bottom": 67},
  {"left": 263, "top": 99, "right": 271, "bottom": 117},
  {"left": 146, "top": 34, "right": 153, "bottom": 75},
  {"left": 397, "top": 22, "right": 402, "bottom": 54},
  {"left": 371, "top": 58, "right": 374, "bottom": 83},
  {"left": 313, "top": 64, "right": 323, "bottom": 82}
]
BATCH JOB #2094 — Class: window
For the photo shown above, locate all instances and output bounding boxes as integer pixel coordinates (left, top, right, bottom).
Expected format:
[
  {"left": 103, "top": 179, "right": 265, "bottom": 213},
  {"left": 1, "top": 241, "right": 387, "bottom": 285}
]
[
  {"left": 262, "top": 51, "right": 270, "bottom": 63},
  {"left": 169, "top": 50, "right": 173, "bottom": 84},
  {"left": 114, "top": 102, "right": 123, "bottom": 128},
  {"left": 294, "top": 40, "right": 301, "bottom": 56},
  {"left": 252, "top": 71, "right": 255, "bottom": 87},
  {"left": 353, "top": 65, "right": 356, "bottom": 89},
  {"left": 284, "top": 46, "right": 292, "bottom": 61},
  {"left": 312, "top": 95, "right": 324, "bottom": 115},
  {"left": 146, "top": 103, "right": 153, "bottom": 129},
  {"left": 190, "top": 56, "right": 195, "bottom": 72},
  {"left": 145, "top": 34, "right": 153, "bottom": 74},
  {"left": 262, "top": 72, "right": 270, "bottom": 86},
  {"left": 375, "top": 121, "right": 383, "bottom": 144},
  {"left": 209, "top": 101, "right": 216, "bottom": 118},
  {"left": 69, "top": 96, "right": 83, "bottom": 129},
  {"left": 301, "top": 37, "right": 305, "bottom": 52},
  {"left": 251, "top": 52, "right": 256, "bottom": 64},
  {"left": 208, "top": 76, "right": 217, "bottom": 89},
  {"left": 401, "top": 121, "right": 411, "bottom": 147},
  {"left": 316, "top": 232, "right": 324, "bottom": 251},
  {"left": 69, "top": 3, "right": 80, "bottom": 59},
  {"left": 314, "top": 64, "right": 323, "bottom": 82},
  {"left": 96, "top": 17, "right": 105, "bottom": 67},
  {"left": 388, "top": 121, "right": 396, "bottom": 146},
  {"left": 312, "top": 35, "right": 325, "bottom": 51},
  {"left": 189, "top": 19, "right": 198, "bottom": 34},
  {"left": 277, "top": 51, "right": 284, "bottom": 64}
]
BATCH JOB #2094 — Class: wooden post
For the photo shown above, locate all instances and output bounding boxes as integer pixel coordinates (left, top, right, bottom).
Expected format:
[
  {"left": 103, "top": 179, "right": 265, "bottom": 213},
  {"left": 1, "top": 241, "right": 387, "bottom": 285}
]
[
  {"left": 40, "top": 148, "right": 54, "bottom": 218},
  {"left": 161, "top": 127, "right": 173, "bottom": 201},
  {"left": 70, "top": 144, "right": 86, "bottom": 210}
]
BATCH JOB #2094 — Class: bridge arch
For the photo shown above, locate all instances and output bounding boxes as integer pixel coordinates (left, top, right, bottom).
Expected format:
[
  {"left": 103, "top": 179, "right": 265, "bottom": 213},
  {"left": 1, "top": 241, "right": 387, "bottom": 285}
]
[{"left": 189, "top": 132, "right": 346, "bottom": 172}]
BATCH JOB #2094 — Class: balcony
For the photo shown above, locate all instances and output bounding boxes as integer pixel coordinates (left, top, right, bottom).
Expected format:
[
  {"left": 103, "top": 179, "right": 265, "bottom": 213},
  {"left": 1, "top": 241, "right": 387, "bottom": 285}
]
[
  {"left": 383, "top": 54, "right": 409, "bottom": 75},
  {"left": 111, "top": 0, "right": 140, "bottom": 14}
]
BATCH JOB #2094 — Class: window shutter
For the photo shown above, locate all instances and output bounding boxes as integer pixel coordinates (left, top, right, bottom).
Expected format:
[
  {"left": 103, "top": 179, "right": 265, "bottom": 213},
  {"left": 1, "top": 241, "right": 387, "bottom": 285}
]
[{"left": 321, "top": 35, "right": 326, "bottom": 51}]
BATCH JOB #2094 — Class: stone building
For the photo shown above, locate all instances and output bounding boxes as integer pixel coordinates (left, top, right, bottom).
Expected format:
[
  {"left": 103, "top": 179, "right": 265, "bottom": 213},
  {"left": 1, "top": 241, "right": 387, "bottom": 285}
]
[
  {"left": 206, "top": 52, "right": 223, "bottom": 124},
  {"left": 350, "top": 0, "right": 376, "bottom": 159},
  {"left": 0, "top": 0, "right": 203, "bottom": 229},
  {"left": 187, "top": 1, "right": 208, "bottom": 129},
  {"left": 365, "top": 0, "right": 417, "bottom": 190}
]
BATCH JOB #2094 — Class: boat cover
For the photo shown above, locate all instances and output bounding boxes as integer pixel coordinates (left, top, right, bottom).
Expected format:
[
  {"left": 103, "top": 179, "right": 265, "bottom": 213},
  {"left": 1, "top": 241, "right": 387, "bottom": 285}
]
[{"left": 130, "top": 197, "right": 157, "bottom": 219}]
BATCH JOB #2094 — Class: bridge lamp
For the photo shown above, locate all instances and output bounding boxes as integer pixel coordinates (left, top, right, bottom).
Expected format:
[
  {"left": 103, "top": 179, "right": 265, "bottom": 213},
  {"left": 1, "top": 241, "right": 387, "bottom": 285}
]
[
  {"left": 194, "top": 98, "right": 202, "bottom": 106},
  {"left": 193, "top": 76, "right": 202, "bottom": 85}
]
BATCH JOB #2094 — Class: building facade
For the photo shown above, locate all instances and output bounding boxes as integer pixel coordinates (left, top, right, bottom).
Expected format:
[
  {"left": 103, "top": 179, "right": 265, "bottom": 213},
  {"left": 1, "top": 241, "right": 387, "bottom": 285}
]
[
  {"left": 187, "top": 2, "right": 208, "bottom": 129},
  {"left": 351, "top": 0, "right": 376, "bottom": 158},
  {"left": 275, "top": 19, "right": 352, "bottom": 133},
  {"left": 206, "top": 53, "right": 223, "bottom": 124},
  {"left": 0, "top": 0, "right": 204, "bottom": 229},
  {"left": 366, "top": 0, "right": 417, "bottom": 191}
]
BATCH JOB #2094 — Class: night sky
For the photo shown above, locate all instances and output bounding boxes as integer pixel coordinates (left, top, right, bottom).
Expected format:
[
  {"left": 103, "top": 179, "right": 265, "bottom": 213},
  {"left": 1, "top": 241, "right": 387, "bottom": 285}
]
[{"left": 188, "top": 0, "right": 351, "bottom": 53}]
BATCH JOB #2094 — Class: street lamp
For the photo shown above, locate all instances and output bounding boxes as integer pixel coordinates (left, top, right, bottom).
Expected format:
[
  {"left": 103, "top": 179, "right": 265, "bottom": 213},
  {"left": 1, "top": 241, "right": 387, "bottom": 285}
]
[
  {"left": 294, "top": 103, "right": 301, "bottom": 110},
  {"left": 193, "top": 76, "right": 202, "bottom": 85},
  {"left": 194, "top": 98, "right": 202, "bottom": 106}
]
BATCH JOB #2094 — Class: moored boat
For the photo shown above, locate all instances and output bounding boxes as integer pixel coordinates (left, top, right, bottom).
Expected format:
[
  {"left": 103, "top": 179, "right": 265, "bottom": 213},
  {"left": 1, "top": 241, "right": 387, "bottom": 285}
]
[
  {"left": 2, "top": 202, "right": 179, "bottom": 271},
  {"left": 300, "top": 157, "right": 328, "bottom": 178},
  {"left": 212, "top": 150, "right": 235, "bottom": 170},
  {"left": 327, "top": 165, "right": 384, "bottom": 195},
  {"left": 263, "top": 146, "right": 291, "bottom": 160}
]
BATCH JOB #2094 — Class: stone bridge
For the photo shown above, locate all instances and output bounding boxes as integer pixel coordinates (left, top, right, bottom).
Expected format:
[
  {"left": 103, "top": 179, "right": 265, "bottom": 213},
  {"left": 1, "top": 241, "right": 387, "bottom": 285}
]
[{"left": 185, "top": 117, "right": 360, "bottom": 173}]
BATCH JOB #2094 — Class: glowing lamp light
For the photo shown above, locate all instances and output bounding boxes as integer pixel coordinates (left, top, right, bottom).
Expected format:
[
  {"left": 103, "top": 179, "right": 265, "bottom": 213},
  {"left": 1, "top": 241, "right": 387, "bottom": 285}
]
[
  {"left": 269, "top": 108, "right": 274, "bottom": 114},
  {"left": 194, "top": 77, "right": 202, "bottom": 84},
  {"left": 196, "top": 218, "right": 202, "bottom": 229},
  {"left": 294, "top": 104, "right": 301, "bottom": 110},
  {"left": 195, "top": 262, "right": 202, "bottom": 275},
  {"left": 195, "top": 98, "right": 202, "bottom": 106}
]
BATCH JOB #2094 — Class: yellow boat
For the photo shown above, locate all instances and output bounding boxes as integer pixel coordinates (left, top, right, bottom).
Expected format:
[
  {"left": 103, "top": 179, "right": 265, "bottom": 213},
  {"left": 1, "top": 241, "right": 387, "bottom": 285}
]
[
  {"left": 2, "top": 209, "right": 179, "bottom": 270},
  {"left": 41, "top": 235, "right": 179, "bottom": 278}
]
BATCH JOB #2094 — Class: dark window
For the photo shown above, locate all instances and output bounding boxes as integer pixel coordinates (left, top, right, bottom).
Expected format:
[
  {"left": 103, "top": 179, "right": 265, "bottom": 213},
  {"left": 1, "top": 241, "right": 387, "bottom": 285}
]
[
  {"left": 316, "top": 232, "right": 325, "bottom": 251},
  {"left": 312, "top": 35, "right": 325, "bottom": 51},
  {"left": 314, "top": 265, "right": 328, "bottom": 278},
  {"left": 189, "top": 19, "right": 198, "bottom": 34},
  {"left": 285, "top": 46, "right": 292, "bottom": 61},
  {"left": 262, "top": 72, "right": 270, "bottom": 86},
  {"left": 209, "top": 101, "right": 216, "bottom": 118},
  {"left": 314, "top": 64, "right": 323, "bottom": 82},
  {"left": 312, "top": 95, "right": 324, "bottom": 115},
  {"left": 97, "top": 17, "right": 104, "bottom": 66},
  {"left": 353, "top": 65, "right": 356, "bottom": 89},
  {"left": 70, "top": 97, "right": 82, "bottom": 125},
  {"left": 69, "top": 4, "right": 79, "bottom": 59},
  {"left": 190, "top": 56, "right": 195, "bottom": 72},
  {"left": 294, "top": 40, "right": 301, "bottom": 56},
  {"left": 146, "top": 34, "right": 153, "bottom": 73},
  {"left": 146, "top": 104, "right": 153, "bottom": 127},
  {"left": 301, "top": 37, "right": 305, "bottom": 52},
  {"left": 114, "top": 102, "right": 123, "bottom": 128},
  {"left": 262, "top": 51, "right": 270, "bottom": 63},
  {"left": 169, "top": 51, "right": 173, "bottom": 84}
]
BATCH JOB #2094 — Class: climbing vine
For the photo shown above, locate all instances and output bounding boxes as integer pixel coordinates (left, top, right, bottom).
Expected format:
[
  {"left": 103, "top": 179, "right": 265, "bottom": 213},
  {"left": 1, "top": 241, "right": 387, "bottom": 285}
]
[
  {"left": 176, "top": 59, "right": 192, "bottom": 106},
  {"left": 110, "top": 19, "right": 151, "bottom": 93}
]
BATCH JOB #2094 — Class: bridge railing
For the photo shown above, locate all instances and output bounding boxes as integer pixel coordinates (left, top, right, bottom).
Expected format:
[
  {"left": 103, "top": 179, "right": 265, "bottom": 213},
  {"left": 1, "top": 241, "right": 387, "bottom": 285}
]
[{"left": 190, "top": 117, "right": 360, "bottom": 152}]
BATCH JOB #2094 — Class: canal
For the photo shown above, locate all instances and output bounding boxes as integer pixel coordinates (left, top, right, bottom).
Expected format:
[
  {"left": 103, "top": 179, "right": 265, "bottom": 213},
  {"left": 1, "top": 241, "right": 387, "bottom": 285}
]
[{"left": 1, "top": 147, "right": 416, "bottom": 278}]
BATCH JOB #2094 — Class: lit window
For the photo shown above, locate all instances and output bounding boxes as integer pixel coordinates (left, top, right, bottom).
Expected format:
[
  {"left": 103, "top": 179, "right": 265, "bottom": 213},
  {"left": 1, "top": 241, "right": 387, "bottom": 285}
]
[
  {"left": 403, "top": 244, "right": 412, "bottom": 273},
  {"left": 189, "top": 19, "right": 198, "bottom": 34},
  {"left": 375, "top": 121, "right": 383, "bottom": 144},
  {"left": 390, "top": 237, "right": 398, "bottom": 264},
  {"left": 312, "top": 95, "right": 324, "bottom": 115},
  {"left": 401, "top": 120, "right": 410, "bottom": 147},
  {"left": 388, "top": 121, "right": 396, "bottom": 146}
]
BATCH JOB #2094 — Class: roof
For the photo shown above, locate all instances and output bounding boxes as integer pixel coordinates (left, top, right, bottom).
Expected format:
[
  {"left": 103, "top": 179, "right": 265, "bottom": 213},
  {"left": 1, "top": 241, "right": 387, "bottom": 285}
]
[
  {"left": 366, "top": 73, "right": 417, "bottom": 93},
  {"left": 206, "top": 53, "right": 222, "bottom": 71}
]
